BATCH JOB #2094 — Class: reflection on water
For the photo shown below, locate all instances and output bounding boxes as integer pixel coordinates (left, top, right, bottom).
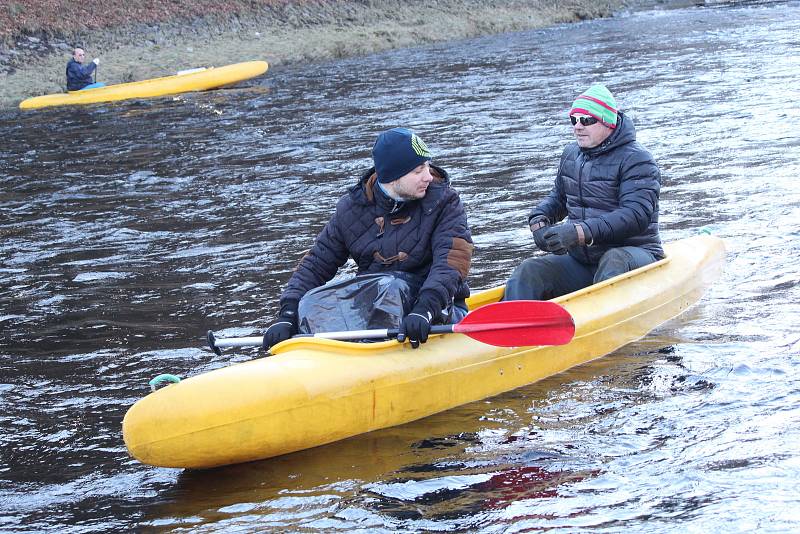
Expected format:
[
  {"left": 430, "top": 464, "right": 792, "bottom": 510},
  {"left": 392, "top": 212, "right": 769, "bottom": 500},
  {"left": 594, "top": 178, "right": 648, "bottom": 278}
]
[{"left": 2, "top": 2, "right": 800, "bottom": 531}]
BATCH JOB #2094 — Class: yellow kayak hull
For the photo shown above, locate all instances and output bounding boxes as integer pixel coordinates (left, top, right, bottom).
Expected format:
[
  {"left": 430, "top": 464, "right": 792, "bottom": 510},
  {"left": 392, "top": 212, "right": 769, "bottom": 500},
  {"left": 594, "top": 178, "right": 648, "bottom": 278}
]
[
  {"left": 19, "top": 60, "right": 268, "bottom": 110},
  {"left": 123, "top": 234, "right": 725, "bottom": 469}
]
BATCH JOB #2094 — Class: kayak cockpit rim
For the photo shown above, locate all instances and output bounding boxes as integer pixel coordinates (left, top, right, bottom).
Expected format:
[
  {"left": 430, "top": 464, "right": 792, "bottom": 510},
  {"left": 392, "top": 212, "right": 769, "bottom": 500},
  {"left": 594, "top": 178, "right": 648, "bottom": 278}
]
[{"left": 272, "top": 252, "right": 676, "bottom": 354}]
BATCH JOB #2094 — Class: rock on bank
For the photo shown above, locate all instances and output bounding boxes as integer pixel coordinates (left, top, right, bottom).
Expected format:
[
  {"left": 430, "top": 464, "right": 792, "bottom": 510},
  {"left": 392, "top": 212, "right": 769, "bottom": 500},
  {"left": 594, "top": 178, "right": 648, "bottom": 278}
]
[{"left": 0, "top": 0, "right": 627, "bottom": 109}]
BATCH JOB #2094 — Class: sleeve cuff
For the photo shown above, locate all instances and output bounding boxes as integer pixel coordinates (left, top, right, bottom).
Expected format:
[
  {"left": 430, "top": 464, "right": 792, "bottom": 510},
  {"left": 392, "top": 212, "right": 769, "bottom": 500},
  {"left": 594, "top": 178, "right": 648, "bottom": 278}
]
[
  {"left": 575, "top": 223, "right": 593, "bottom": 246},
  {"left": 527, "top": 214, "right": 550, "bottom": 228},
  {"left": 413, "top": 290, "right": 444, "bottom": 320}
]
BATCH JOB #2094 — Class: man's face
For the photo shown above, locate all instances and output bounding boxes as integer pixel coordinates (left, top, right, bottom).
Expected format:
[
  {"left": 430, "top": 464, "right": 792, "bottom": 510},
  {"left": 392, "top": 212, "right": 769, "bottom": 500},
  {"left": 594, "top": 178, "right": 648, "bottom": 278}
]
[
  {"left": 571, "top": 114, "right": 613, "bottom": 149},
  {"left": 387, "top": 162, "right": 434, "bottom": 200},
  {"left": 74, "top": 49, "right": 86, "bottom": 63}
]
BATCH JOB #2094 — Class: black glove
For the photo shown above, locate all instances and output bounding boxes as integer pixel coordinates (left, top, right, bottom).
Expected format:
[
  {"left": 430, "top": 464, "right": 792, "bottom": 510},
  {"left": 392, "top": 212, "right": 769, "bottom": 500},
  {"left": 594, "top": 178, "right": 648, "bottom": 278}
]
[
  {"left": 262, "top": 299, "right": 299, "bottom": 350},
  {"left": 529, "top": 215, "right": 550, "bottom": 251},
  {"left": 397, "top": 291, "right": 440, "bottom": 349},
  {"left": 542, "top": 223, "right": 581, "bottom": 255}
]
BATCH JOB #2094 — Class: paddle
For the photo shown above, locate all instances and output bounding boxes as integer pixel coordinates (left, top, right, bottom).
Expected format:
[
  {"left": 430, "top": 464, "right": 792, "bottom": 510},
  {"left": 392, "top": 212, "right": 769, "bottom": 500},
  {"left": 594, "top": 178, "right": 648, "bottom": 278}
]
[{"left": 207, "top": 300, "right": 575, "bottom": 354}]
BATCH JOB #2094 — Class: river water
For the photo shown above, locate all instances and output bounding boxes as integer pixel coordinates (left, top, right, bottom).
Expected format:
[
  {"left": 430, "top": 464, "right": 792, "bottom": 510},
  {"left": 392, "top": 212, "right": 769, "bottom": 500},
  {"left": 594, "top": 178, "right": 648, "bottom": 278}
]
[{"left": 2, "top": 2, "right": 800, "bottom": 532}]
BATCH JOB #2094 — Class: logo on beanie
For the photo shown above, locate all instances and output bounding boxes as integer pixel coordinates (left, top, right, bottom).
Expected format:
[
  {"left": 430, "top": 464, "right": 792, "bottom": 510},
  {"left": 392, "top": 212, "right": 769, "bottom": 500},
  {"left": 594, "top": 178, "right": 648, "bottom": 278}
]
[{"left": 411, "top": 134, "right": 431, "bottom": 157}]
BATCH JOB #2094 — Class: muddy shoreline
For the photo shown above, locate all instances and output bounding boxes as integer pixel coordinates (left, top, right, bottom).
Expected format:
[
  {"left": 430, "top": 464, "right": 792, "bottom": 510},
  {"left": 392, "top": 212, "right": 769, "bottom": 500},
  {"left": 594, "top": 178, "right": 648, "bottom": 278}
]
[{"left": 1, "top": 0, "right": 650, "bottom": 109}]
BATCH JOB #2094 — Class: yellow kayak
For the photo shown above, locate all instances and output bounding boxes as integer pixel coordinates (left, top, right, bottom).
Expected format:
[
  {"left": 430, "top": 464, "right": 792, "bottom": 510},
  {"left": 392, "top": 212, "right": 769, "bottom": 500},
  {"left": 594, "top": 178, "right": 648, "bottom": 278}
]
[
  {"left": 122, "top": 234, "right": 725, "bottom": 469},
  {"left": 19, "top": 60, "right": 268, "bottom": 110}
]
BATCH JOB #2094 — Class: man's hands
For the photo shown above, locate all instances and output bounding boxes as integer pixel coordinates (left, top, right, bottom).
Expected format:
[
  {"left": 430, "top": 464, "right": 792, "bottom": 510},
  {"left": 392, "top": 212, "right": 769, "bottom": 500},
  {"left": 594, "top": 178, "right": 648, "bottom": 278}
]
[
  {"left": 398, "top": 313, "right": 431, "bottom": 348},
  {"left": 542, "top": 223, "right": 582, "bottom": 255},
  {"left": 92, "top": 57, "right": 100, "bottom": 65},
  {"left": 262, "top": 299, "right": 299, "bottom": 350},
  {"left": 529, "top": 216, "right": 550, "bottom": 251},
  {"left": 398, "top": 291, "right": 441, "bottom": 349}
]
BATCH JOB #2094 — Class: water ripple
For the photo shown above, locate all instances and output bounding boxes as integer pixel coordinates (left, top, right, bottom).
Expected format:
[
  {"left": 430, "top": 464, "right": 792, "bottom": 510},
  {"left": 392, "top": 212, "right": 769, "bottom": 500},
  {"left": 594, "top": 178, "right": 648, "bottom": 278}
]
[{"left": 1, "top": 2, "right": 800, "bottom": 532}]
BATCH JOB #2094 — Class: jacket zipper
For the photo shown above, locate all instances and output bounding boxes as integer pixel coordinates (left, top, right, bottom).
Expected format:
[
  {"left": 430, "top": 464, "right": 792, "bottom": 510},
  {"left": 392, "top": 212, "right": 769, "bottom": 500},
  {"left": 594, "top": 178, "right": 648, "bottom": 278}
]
[{"left": 578, "top": 156, "right": 591, "bottom": 263}]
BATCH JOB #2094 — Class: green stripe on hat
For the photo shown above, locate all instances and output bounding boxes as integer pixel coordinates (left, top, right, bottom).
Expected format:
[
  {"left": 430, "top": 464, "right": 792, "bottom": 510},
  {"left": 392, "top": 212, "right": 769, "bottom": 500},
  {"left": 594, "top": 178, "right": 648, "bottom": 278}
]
[
  {"left": 570, "top": 84, "right": 618, "bottom": 128},
  {"left": 411, "top": 134, "right": 431, "bottom": 157}
]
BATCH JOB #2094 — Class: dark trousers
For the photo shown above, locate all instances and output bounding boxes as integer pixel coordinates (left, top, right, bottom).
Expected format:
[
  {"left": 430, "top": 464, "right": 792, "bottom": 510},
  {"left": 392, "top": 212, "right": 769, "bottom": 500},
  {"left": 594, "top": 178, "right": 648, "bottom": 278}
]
[{"left": 503, "top": 247, "right": 658, "bottom": 301}]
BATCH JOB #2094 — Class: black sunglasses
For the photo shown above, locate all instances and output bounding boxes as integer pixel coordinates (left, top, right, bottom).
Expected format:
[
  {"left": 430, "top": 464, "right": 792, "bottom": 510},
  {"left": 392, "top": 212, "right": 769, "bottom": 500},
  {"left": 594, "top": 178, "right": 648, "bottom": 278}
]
[{"left": 570, "top": 115, "right": 599, "bottom": 126}]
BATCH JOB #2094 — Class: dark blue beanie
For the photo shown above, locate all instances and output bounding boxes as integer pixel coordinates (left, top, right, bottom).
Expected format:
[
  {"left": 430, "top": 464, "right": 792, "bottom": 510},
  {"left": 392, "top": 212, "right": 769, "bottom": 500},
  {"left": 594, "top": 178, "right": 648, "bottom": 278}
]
[{"left": 372, "top": 128, "right": 432, "bottom": 184}]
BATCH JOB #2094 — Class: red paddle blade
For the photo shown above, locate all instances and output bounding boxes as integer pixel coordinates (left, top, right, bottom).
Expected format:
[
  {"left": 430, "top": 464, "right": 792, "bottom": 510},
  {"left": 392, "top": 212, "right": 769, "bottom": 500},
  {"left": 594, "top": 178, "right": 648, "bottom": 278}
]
[{"left": 453, "top": 300, "right": 575, "bottom": 347}]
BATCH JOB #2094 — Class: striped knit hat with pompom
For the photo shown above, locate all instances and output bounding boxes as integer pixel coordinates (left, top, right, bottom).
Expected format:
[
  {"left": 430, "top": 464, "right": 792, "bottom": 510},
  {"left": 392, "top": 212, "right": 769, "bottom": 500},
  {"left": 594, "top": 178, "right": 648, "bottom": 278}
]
[{"left": 569, "top": 84, "right": 619, "bottom": 129}]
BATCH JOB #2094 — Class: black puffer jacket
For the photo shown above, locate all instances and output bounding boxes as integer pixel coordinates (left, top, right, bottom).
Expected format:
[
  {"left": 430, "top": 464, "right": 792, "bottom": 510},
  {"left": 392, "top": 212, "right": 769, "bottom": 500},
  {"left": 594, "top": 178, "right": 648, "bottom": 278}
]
[
  {"left": 281, "top": 164, "right": 474, "bottom": 311},
  {"left": 530, "top": 111, "right": 664, "bottom": 264}
]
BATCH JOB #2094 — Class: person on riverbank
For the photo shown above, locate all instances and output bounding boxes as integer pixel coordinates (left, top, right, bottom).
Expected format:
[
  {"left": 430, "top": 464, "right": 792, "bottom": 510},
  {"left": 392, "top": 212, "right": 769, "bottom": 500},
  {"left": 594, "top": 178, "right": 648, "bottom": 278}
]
[
  {"left": 262, "top": 127, "right": 474, "bottom": 350},
  {"left": 66, "top": 48, "right": 104, "bottom": 91},
  {"left": 504, "top": 84, "right": 664, "bottom": 301}
]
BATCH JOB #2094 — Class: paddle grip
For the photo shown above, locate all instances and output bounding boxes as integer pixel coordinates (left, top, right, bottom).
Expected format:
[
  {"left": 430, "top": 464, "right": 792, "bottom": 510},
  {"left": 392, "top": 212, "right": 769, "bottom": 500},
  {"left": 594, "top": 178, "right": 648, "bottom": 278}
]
[
  {"left": 429, "top": 325, "right": 457, "bottom": 335},
  {"left": 393, "top": 324, "right": 455, "bottom": 342}
]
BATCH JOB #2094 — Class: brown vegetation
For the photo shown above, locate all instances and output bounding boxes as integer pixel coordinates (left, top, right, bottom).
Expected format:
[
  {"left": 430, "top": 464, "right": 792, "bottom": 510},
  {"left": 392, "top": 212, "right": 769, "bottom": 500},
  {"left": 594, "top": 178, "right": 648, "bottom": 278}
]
[
  {"left": 2, "top": 0, "right": 288, "bottom": 42},
  {"left": 0, "top": 0, "right": 627, "bottom": 109},
  {"left": 1, "top": 0, "right": 622, "bottom": 46}
]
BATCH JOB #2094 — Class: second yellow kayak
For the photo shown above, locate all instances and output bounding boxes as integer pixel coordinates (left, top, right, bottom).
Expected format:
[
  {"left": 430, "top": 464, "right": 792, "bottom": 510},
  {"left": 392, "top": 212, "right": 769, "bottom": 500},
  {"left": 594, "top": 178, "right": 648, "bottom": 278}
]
[{"left": 19, "top": 60, "right": 269, "bottom": 110}]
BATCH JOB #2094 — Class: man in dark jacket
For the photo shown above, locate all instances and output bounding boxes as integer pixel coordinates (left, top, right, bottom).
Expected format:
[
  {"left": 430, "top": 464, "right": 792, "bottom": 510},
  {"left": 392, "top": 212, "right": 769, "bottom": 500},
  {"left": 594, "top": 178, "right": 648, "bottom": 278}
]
[
  {"left": 263, "top": 127, "right": 474, "bottom": 349},
  {"left": 66, "top": 48, "right": 101, "bottom": 91},
  {"left": 504, "top": 84, "right": 664, "bottom": 301}
]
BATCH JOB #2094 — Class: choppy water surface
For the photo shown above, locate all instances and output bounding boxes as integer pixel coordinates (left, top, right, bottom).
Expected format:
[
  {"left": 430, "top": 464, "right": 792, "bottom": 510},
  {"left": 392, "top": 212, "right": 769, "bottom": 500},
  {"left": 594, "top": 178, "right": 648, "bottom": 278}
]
[{"left": 2, "top": 2, "right": 800, "bottom": 532}]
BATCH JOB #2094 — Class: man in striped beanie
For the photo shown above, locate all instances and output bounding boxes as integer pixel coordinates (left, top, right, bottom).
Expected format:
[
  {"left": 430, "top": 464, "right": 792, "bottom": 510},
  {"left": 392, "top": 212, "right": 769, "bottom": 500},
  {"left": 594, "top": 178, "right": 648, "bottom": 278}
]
[{"left": 504, "top": 84, "right": 664, "bottom": 301}]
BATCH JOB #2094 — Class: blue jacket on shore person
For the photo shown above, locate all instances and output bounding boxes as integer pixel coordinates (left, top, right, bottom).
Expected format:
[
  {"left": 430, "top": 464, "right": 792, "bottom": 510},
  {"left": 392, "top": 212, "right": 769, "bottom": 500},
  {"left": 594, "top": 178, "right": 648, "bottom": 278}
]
[
  {"left": 504, "top": 84, "right": 664, "bottom": 302},
  {"left": 264, "top": 128, "right": 474, "bottom": 350},
  {"left": 66, "top": 48, "right": 98, "bottom": 91}
]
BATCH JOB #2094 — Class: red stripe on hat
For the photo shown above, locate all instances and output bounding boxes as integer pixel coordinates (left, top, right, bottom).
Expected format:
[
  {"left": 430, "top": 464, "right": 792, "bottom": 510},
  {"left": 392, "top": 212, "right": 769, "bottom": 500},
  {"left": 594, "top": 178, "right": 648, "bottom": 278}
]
[
  {"left": 575, "top": 94, "right": 617, "bottom": 112},
  {"left": 569, "top": 107, "right": 593, "bottom": 116}
]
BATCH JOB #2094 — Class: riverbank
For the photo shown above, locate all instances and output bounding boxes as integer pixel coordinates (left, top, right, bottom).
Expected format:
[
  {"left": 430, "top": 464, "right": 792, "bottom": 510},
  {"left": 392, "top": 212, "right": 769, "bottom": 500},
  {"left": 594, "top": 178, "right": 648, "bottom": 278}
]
[{"left": 1, "top": 0, "right": 635, "bottom": 110}]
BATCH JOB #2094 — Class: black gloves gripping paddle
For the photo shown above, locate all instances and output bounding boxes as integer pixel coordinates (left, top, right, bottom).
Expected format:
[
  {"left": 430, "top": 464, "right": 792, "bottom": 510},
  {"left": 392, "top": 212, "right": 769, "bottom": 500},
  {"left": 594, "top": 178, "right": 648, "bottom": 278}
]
[
  {"left": 398, "top": 291, "right": 441, "bottom": 349},
  {"left": 263, "top": 299, "right": 299, "bottom": 350},
  {"left": 263, "top": 292, "right": 448, "bottom": 350}
]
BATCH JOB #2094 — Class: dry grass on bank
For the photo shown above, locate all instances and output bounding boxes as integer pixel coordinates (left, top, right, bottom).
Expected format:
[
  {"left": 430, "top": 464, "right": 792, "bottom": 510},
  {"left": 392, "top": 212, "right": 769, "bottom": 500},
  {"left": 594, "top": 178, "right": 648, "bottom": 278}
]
[
  {"left": 1, "top": 0, "right": 626, "bottom": 109},
  {"left": 1, "top": 0, "right": 620, "bottom": 43},
  {"left": 1, "top": 0, "right": 294, "bottom": 43}
]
